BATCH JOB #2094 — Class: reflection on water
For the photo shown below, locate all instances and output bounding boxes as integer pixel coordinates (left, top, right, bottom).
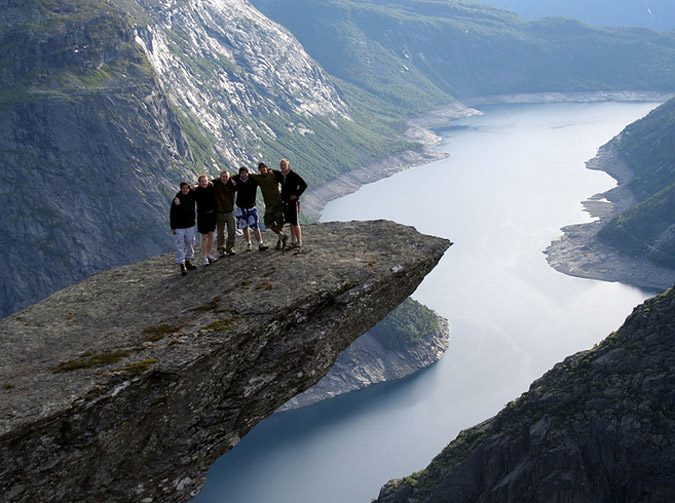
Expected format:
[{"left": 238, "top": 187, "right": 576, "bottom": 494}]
[{"left": 193, "top": 101, "right": 661, "bottom": 503}]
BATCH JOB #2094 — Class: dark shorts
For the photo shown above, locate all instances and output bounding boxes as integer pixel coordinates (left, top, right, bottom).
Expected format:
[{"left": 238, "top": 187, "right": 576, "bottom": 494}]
[
  {"left": 197, "top": 211, "right": 217, "bottom": 234},
  {"left": 284, "top": 199, "right": 300, "bottom": 226},
  {"left": 264, "top": 204, "right": 285, "bottom": 229}
]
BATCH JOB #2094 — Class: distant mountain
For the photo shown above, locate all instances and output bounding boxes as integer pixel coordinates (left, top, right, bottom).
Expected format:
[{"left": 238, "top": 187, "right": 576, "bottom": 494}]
[
  {"left": 598, "top": 97, "right": 675, "bottom": 268},
  {"left": 481, "top": 0, "right": 675, "bottom": 31},
  {"left": 251, "top": 0, "right": 675, "bottom": 102},
  {"left": 375, "top": 287, "right": 675, "bottom": 503}
]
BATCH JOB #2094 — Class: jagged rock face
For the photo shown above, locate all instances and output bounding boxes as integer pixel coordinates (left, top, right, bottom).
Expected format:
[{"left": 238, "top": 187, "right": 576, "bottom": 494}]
[
  {"left": 132, "top": 0, "right": 350, "bottom": 164},
  {"left": 0, "top": 0, "right": 194, "bottom": 317},
  {"left": 0, "top": 84, "right": 192, "bottom": 317},
  {"left": 375, "top": 287, "right": 675, "bottom": 503},
  {"left": 0, "top": 220, "right": 450, "bottom": 503}
]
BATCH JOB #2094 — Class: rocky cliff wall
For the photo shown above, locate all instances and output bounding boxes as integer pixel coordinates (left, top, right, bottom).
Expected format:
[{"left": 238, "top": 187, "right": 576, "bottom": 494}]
[
  {"left": 0, "top": 220, "right": 450, "bottom": 503},
  {"left": 375, "top": 286, "right": 675, "bottom": 503},
  {"left": 0, "top": 0, "right": 195, "bottom": 317},
  {"left": 278, "top": 307, "right": 448, "bottom": 412}
]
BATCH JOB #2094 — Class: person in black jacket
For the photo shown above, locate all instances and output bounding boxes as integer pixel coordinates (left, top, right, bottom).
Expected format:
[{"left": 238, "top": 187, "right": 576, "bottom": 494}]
[
  {"left": 170, "top": 182, "right": 197, "bottom": 275},
  {"left": 213, "top": 170, "right": 237, "bottom": 257},
  {"left": 276, "top": 158, "right": 308, "bottom": 254}
]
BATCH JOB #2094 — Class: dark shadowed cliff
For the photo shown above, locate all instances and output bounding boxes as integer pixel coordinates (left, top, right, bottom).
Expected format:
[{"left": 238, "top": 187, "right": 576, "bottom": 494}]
[
  {"left": 0, "top": 220, "right": 450, "bottom": 503},
  {"left": 375, "top": 286, "right": 675, "bottom": 503}
]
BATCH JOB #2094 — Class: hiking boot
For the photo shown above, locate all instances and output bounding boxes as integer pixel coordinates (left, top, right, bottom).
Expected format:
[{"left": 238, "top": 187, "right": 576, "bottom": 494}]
[
  {"left": 208, "top": 255, "right": 218, "bottom": 264},
  {"left": 226, "top": 249, "right": 236, "bottom": 256},
  {"left": 294, "top": 245, "right": 303, "bottom": 255},
  {"left": 281, "top": 234, "right": 288, "bottom": 250},
  {"left": 184, "top": 260, "right": 197, "bottom": 270},
  {"left": 203, "top": 257, "right": 210, "bottom": 266},
  {"left": 246, "top": 242, "right": 253, "bottom": 252},
  {"left": 219, "top": 251, "right": 226, "bottom": 258},
  {"left": 179, "top": 263, "right": 188, "bottom": 276},
  {"left": 258, "top": 243, "right": 269, "bottom": 251}
]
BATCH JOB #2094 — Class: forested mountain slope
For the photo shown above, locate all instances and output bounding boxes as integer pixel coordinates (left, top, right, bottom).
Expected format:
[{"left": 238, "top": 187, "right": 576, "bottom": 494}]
[
  {"left": 598, "top": 97, "right": 675, "bottom": 268},
  {"left": 252, "top": 0, "right": 675, "bottom": 105}
]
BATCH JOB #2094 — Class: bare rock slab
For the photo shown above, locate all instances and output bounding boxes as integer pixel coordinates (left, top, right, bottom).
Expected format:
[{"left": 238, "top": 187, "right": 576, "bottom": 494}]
[{"left": 0, "top": 220, "right": 450, "bottom": 503}]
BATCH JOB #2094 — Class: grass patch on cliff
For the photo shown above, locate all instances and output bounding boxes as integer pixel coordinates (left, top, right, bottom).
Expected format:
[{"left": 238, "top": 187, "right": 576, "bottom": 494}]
[
  {"left": 201, "top": 316, "right": 241, "bottom": 333},
  {"left": 55, "top": 350, "right": 132, "bottom": 372},
  {"left": 143, "top": 323, "right": 180, "bottom": 342},
  {"left": 115, "top": 358, "right": 158, "bottom": 375},
  {"left": 191, "top": 296, "right": 222, "bottom": 312}
]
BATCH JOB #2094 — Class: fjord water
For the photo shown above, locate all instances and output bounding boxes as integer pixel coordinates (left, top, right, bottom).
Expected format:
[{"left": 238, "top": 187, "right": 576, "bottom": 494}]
[{"left": 193, "top": 101, "right": 660, "bottom": 503}]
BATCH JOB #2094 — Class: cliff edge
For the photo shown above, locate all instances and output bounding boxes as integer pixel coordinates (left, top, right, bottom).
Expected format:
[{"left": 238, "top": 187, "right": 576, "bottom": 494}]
[
  {"left": 278, "top": 299, "right": 449, "bottom": 412},
  {"left": 375, "top": 286, "right": 675, "bottom": 503},
  {"left": 0, "top": 220, "right": 450, "bottom": 503}
]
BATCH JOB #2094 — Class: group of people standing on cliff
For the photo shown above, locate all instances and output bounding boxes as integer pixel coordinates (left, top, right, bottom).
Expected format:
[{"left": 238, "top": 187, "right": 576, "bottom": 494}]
[{"left": 169, "top": 158, "right": 308, "bottom": 275}]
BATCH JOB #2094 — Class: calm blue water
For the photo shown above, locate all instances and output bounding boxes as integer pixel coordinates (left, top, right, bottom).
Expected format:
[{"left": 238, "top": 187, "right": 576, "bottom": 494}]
[{"left": 193, "top": 101, "right": 661, "bottom": 503}]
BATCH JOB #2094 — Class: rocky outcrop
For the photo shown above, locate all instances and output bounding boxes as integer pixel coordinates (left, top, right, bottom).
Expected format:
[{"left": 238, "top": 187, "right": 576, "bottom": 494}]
[
  {"left": 277, "top": 300, "right": 449, "bottom": 411},
  {"left": 375, "top": 286, "right": 675, "bottom": 503},
  {"left": 0, "top": 220, "right": 450, "bottom": 503}
]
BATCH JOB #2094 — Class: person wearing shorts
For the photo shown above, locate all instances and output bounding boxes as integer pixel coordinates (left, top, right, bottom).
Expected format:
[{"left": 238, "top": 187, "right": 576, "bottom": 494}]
[
  {"left": 233, "top": 166, "right": 268, "bottom": 251},
  {"left": 276, "top": 158, "right": 307, "bottom": 254},
  {"left": 250, "top": 162, "right": 287, "bottom": 250}
]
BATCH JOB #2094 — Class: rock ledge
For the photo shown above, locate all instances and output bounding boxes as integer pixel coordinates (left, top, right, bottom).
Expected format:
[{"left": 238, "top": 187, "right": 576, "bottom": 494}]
[{"left": 0, "top": 220, "right": 450, "bottom": 503}]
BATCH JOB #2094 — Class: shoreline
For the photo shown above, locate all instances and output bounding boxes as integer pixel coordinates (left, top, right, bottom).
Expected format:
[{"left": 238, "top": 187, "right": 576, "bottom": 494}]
[
  {"left": 544, "top": 142, "right": 675, "bottom": 292},
  {"left": 304, "top": 90, "right": 673, "bottom": 221},
  {"left": 305, "top": 91, "right": 675, "bottom": 292}
]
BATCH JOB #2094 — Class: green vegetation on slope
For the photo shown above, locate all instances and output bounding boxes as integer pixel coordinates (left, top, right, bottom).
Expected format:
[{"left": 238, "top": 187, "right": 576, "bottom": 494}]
[
  {"left": 0, "top": 0, "right": 152, "bottom": 98},
  {"left": 252, "top": 0, "right": 675, "bottom": 109},
  {"left": 598, "top": 98, "right": 675, "bottom": 268},
  {"left": 369, "top": 297, "right": 441, "bottom": 350}
]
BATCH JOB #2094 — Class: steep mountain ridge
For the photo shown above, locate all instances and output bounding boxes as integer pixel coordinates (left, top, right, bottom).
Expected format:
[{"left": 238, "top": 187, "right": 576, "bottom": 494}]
[
  {"left": 251, "top": 0, "right": 675, "bottom": 104},
  {"left": 0, "top": 0, "right": 194, "bottom": 316},
  {"left": 375, "top": 286, "right": 675, "bottom": 503}
]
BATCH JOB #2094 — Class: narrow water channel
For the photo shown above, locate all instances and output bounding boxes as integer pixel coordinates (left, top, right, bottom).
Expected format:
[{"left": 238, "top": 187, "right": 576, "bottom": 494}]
[{"left": 193, "top": 100, "right": 661, "bottom": 503}]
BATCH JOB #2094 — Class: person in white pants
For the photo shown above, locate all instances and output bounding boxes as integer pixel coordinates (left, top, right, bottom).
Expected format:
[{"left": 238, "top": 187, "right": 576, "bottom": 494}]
[{"left": 170, "top": 181, "right": 198, "bottom": 275}]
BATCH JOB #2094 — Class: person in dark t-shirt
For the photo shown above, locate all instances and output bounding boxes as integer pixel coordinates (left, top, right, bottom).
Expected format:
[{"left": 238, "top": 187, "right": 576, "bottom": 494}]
[{"left": 194, "top": 174, "right": 218, "bottom": 265}]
